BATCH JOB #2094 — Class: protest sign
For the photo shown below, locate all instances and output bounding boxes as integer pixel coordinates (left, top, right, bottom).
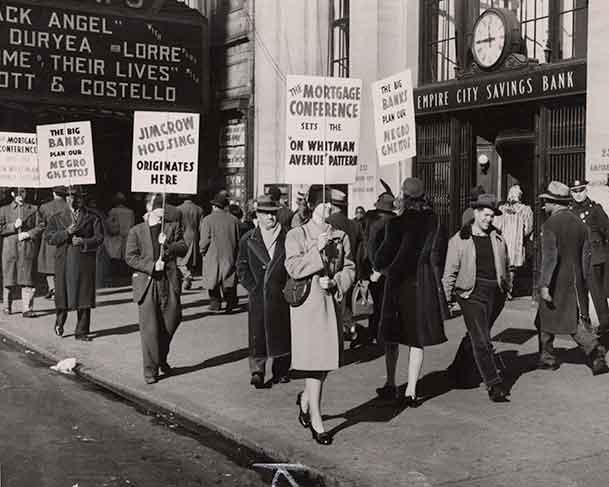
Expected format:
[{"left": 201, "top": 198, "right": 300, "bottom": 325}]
[
  {"left": 285, "top": 75, "right": 362, "bottom": 184},
  {"left": 37, "top": 121, "right": 95, "bottom": 187},
  {"left": 371, "top": 69, "right": 416, "bottom": 166},
  {"left": 131, "top": 111, "right": 200, "bottom": 194},
  {"left": 0, "top": 132, "right": 39, "bottom": 188}
]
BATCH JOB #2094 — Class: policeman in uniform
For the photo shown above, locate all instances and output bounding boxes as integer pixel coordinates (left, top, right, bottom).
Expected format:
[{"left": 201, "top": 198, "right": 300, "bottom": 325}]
[{"left": 569, "top": 179, "right": 609, "bottom": 336}]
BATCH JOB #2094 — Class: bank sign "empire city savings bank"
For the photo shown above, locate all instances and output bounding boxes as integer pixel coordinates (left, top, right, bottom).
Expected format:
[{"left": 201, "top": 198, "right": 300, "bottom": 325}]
[{"left": 0, "top": 2, "right": 203, "bottom": 110}]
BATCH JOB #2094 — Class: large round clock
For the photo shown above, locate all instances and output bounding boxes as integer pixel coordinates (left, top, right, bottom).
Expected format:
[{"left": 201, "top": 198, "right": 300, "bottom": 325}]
[{"left": 472, "top": 8, "right": 521, "bottom": 70}]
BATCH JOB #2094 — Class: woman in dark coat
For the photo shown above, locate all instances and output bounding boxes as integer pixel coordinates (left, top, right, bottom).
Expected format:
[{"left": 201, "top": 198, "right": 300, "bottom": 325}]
[
  {"left": 46, "top": 188, "right": 104, "bottom": 340},
  {"left": 236, "top": 194, "right": 291, "bottom": 387},
  {"left": 373, "top": 178, "right": 449, "bottom": 404}
]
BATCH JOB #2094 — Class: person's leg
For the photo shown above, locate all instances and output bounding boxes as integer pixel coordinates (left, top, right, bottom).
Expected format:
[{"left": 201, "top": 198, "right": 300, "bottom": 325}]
[
  {"left": 208, "top": 286, "right": 221, "bottom": 311},
  {"left": 3, "top": 287, "right": 12, "bottom": 313},
  {"left": 138, "top": 286, "right": 161, "bottom": 381},
  {"left": 159, "top": 290, "right": 181, "bottom": 370},
  {"left": 224, "top": 286, "right": 238, "bottom": 312},
  {"left": 21, "top": 286, "right": 35, "bottom": 315},
  {"left": 404, "top": 346, "right": 424, "bottom": 398},
  {"left": 55, "top": 309, "right": 68, "bottom": 336},
  {"left": 384, "top": 343, "right": 399, "bottom": 387},
  {"left": 249, "top": 356, "right": 266, "bottom": 376},
  {"left": 538, "top": 331, "right": 559, "bottom": 366},
  {"left": 571, "top": 319, "right": 608, "bottom": 374},
  {"left": 590, "top": 264, "right": 609, "bottom": 333},
  {"left": 271, "top": 355, "right": 291, "bottom": 382},
  {"left": 306, "top": 373, "right": 328, "bottom": 434},
  {"left": 45, "top": 275, "right": 55, "bottom": 298},
  {"left": 75, "top": 308, "right": 91, "bottom": 337},
  {"left": 178, "top": 264, "right": 192, "bottom": 289},
  {"left": 368, "top": 279, "right": 383, "bottom": 342}
]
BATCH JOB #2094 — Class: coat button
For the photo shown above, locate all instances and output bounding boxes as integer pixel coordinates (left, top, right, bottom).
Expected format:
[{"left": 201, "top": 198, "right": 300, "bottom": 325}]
[{"left": 262, "top": 265, "right": 266, "bottom": 269}]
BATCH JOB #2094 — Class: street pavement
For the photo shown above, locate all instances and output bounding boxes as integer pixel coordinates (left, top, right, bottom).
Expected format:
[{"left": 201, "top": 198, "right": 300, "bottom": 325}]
[
  {"left": 2, "top": 280, "right": 609, "bottom": 486},
  {"left": 0, "top": 337, "right": 267, "bottom": 487}
]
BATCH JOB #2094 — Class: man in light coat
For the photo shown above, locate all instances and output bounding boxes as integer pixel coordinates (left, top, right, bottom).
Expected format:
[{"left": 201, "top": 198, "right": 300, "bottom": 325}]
[
  {"left": 0, "top": 188, "right": 41, "bottom": 317},
  {"left": 237, "top": 193, "right": 291, "bottom": 388},
  {"left": 199, "top": 190, "right": 240, "bottom": 312},
  {"left": 177, "top": 195, "right": 204, "bottom": 290}
]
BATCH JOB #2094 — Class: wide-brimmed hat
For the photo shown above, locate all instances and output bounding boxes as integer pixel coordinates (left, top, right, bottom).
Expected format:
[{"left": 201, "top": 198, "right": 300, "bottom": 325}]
[
  {"left": 375, "top": 192, "right": 395, "bottom": 213},
  {"left": 256, "top": 193, "right": 280, "bottom": 212},
  {"left": 52, "top": 186, "right": 67, "bottom": 197},
  {"left": 471, "top": 193, "right": 502, "bottom": 215},
  {"left": 538, "top": 181, "right": 571, "bottom": 203},
  {"left": 211, "top": 190, "right": 229, "bottom": 208},
  {"left": 330, "top": 189, "right": 347, "bottom": 207},
  {"left": 402, "top": 177, "right": 425, "bottom": 199},
  {"left": 569, "top": 179, "right": 589, "bottom": 190}
]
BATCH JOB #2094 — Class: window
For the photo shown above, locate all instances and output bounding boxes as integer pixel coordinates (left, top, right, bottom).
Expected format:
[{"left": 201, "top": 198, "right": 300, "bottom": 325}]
[
  {"left": 329, "top": 0, "right": 349, "bottom": 77},
  {"left": 421, "top": 0, "right": 588, "bottom": 84}
]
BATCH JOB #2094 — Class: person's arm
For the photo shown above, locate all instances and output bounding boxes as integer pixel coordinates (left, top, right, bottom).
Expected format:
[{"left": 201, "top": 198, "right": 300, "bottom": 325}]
[
  {"left": 442, "top": 235, "right": 461, "bottom": 301},
  {"left": 284, "top": 227, "right": 325, "bottom": 279},
  {"left": 0, "top": 208, "right": 17, "bottom": 236},
  {"left": 523, "top": 205, "right": 534, "bottom": 238},
  {"left": 27, "top": 208, "right": 43, "bottom": 241},
  {"left": 125, "top": 227, "right": 154, "bottom": 275},
  {"left": 46, "top": 215, "right": 70, "bottom": 246},
  {"left": 199, "top": 216, "right": 211, "bottom": 256},
  {"left": 236, "top": 232, "right": 256, "bottom": 291},
  {"left": 81, "top": 215, "right": 104, "bottom": 252},
  {"left": 332, "top": 233, "right": 356, "bottom": 301},
  {"left": 372, "top": 219, "right": 399, "bottom": 271},
  {"left": 539, "top": 226, "right": 558, "bottom": 302},
  {"left": 163, "top": 223, "right": 188, "bottom": 260}
]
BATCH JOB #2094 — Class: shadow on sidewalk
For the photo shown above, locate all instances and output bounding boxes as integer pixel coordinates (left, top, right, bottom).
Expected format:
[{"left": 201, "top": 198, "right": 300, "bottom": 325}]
[
  {"left": 182, "top": 299, "right": 211, "bottom": 310},
  {"left": 96, "top": 298, "right": 134, "bottom": 308},
  {"left": 96, "top": 287, "right": 132, "bottom": 296},
  {"left": 88, "top": 323, "right": 140, "bottom": 338},
  {"left": 160, "top": 347, "right": 250, "bottom": 379},
  {"left": 342, "top": 343, "right": 384, "bottom": 366}
]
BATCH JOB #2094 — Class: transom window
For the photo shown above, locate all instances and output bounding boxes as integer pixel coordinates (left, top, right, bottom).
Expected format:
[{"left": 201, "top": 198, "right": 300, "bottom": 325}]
[{"left": 329, "top": 0, "right": 349, "bottom": 77}]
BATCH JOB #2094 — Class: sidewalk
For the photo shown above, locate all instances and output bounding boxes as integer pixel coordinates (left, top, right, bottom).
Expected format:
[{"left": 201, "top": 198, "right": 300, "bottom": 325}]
[{"left": 3, "top": 280, "right": 609, "bottom": 486}]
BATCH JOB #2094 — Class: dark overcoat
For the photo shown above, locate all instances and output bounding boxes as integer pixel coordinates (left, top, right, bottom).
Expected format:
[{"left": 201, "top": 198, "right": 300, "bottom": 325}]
[
  {"left": 177, "top": 200, "right": 204, "bottom": 268},
  {"left": 125, "top": 220, "right": 187, "bottom": 311},
  {"left": 373, "top": 209, "right": 449, "bottom": 347},
  {"left": 236, "top": 226, "right": 291, "bottom": 358},
  {"left": 38, "top": 197, "right": 69, "bottom": 274},
  {"left": 0, "top": 202, "right": 41, "bottom": 287},
  {"left": 538, "top": 208, "right": 590, "bottom": 334},
  {"left": 47, "top": 207, "right": 104, "bottom": 310},
  {"left": 199, "top": 209, "right": 240, "bottom": 290}
]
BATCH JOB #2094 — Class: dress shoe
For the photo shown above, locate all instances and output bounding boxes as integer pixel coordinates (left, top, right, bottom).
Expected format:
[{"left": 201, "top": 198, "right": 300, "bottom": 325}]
[
  {"left": 250, "top": 372, "right": 265, "bottom": 389},
  {"left": 74, "top": 335, "right": 92, "bottom": 342},
  {"left": 537, "top": 360, "right": 560, "bottom": 371},
  {"left": 403, "top": 395, "right": 422, "bottom": 408},
  {"left": 22, "top": 311, "right": 36, "bottom": 318},
  {"left": 376, "top": 384, "right": 399, "bottom": 401},
  {"left": 488, "top": 383, "right": 510, "bottom": 403},
  {"left": 54, "top": 321, "right": 64, "bottom": 337},
  {"left": 183, "top": 277, "right": 192, "bottom": 291},
  {"left": 309, "top": 425, "right": 332, "bottom": 445},
  {"left": 145, "top": 376, "right": 158, "bottom": 384},
  {"left": 2, "top": 308, "right": 11, "bottom": 315},
  {"left": 160, "top": 363, "right": 173, "bottom": 376},
  {"left": 296, "top": 392, "right": 311, "bottom": 428},
  {"left": 272, "top": 375, "right": 290, "bottom": 384},
  {"left": 45, "top": 289, "right": 55, "bottom": 300},
  {"left": 591, "top": 354, "right": 609, "bottom": 376}
]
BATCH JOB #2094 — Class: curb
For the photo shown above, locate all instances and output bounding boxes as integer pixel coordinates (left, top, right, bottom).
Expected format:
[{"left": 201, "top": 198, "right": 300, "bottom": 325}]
[{"left": 0, "top": 327, "right": 340, "bottom": 487}]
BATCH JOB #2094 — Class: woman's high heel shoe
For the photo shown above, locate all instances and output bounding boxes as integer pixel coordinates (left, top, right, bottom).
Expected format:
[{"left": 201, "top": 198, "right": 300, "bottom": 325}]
[
  {"left": 54, "top": 321, "right": 64, "bottom": 337},
  {"left": 296, "top": 392, "right": 311, "bottom": 428},
  {"left": 309, "top": 425, "right": 333, "bottom": 445}
]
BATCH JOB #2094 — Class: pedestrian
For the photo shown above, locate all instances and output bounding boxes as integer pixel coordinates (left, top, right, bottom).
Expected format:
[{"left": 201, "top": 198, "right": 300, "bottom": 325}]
[
  {"left": 104, "top": 192, "right": 136, "bottom": 282},
  {"left": 269, "top": 185, "right": 293, "bottom": 229},
  {"left": 569, "top": 179, "right": 609, "bottom": 337},
  {"left": 495, "top": 185, "right": 534, "bottom": 299},
  {"left": 199, "top": 190, "right": 240, "bottom": 312},
  {"left": 360, "top": 189, "right": 396, "bottom": 346},
  {"left": 461, "top": 185, "right": 486, "bottom": 226},
  {"left": 285, "top": 184, "right": 355, "bottom": 445},
  {"left": 176, "top": 194, "right": 204, "bottom": 290},
  {"left": 536, "top": 181, "right": 609, "bottom": 375},
  {"left": 353, "top": 206, "right": 365, "bottom": 230},
  {"left": 125, "top": 193, "right": 188, "bottom": 384},
  {"left": 290, "top": 191, "right": 310, "bottom": 228},
  {"left": 230, "top": 203, "right": 254, "bottom": 237},
  {"left": 46, "top": 187, "right": 104, "bottom": 340},
  {"left": 372, "top": 178, "right": 448, "bottom": 404},
  {"left": 38, "top": 186, "right": 69, "bottom": 300},
  {"left": 0, "top": 188, "right": 41, "bottom": 317},
  {"left": 236, "top": 193, "right": 291, "bottom": 388},
  {"left": 443, "top": 193, "right": 512, "bottom": 402}
]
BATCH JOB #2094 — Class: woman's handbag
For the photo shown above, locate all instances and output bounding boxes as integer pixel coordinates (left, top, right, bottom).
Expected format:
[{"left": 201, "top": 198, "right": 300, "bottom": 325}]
[
  {"left": 282, "top": 276, "right": 312, "bottom": 307},
  {"left": 351, "top": 280, "right": 374, "bottom": 318}
]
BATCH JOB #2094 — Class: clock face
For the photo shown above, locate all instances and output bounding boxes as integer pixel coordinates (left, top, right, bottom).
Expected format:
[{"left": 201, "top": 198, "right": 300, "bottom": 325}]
[{"left": 473, "top": 11, "right": 507, "bottom": 68}]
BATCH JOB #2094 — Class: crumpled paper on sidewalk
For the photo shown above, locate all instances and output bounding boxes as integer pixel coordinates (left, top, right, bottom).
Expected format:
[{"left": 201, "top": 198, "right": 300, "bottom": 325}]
[{"left": 50, "top": 358, "right": 77, "bottom": 374}]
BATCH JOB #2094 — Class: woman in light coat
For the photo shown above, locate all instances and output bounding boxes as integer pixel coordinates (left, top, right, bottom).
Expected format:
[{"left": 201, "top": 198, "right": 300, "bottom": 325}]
[{"left": 285, "top": 185, "right": 355, "bottom": 445}]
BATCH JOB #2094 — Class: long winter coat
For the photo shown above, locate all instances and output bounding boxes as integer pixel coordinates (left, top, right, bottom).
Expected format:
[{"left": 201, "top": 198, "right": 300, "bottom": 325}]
[
  {"left": 38, "top": 197, "right": 69, "bottom": 274},
  {"left": 285, "top": 221, "right": 355, "bottom": 371},
  {"left": 237, "top": 225, "right": 291, "bottom": 359},
  {"left": 373, "top": 209, "right": 449, "bottom": 347},
  {"left": 537, "top": 208, "right": 590, "bottom": 334},
  {"left": 199, "top": 209, "right": 240, "bottom": 290},
  {"left": 46, "top": 207, "right": 104, "bottom": 310},
  {"left": 104, "top": 204, "right": 135, "bottom": 260},
  {"left": 177, "top": 200, "right": 204, "bottom": 269},
  {"left": 0, "top": 202, "right": 41, "bottom": 287}
]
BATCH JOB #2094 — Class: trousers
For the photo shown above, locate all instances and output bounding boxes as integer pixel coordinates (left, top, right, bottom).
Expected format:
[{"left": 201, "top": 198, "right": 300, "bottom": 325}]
[
  {"left": 209, "top": 285, "right": 237, "bottom": 310},
  {"left": 455, "top": 279, "right": 506, "bottom": 388},
  {"left": 56, "top": 308, "right": 91, "bottom": 336},
  {"left": 249, "top": 354, "right": 291, "bottom": 378},
  {"left": 539, "top": 320, "right": 599, "bottom": 365},
  {"left": 4, "top": 286, "right": 34, "bottom": 313},
  {"left": 589, "top": 263, "right": 609, "bottom": 332}
]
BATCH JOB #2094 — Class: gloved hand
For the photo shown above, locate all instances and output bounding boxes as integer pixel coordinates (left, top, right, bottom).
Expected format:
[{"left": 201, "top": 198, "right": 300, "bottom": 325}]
[
  {"left": 17, "top": 232, "right": 30, "bottom": 241},
  {"left": 14, "top": 218, "right": 22, "bottom": 229}
]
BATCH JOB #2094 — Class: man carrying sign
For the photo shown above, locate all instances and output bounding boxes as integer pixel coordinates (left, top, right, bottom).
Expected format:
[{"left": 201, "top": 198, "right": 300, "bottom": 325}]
[{"left": 0, "top": 188, "right": 41, "bottom": 317}]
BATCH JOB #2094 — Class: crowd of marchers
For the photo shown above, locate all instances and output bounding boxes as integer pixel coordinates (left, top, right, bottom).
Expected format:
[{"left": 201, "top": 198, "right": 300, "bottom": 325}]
[{"left": 2, "top": 175, "right": 609, "bottom": 447}]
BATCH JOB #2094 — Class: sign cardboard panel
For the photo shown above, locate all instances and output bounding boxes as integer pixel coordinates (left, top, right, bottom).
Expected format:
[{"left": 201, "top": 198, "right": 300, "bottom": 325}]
[
  {"left": 0, "top": 131, "right": 39, "bottom": 188},
  {"left": 372, "top": 69, "right": 416, "bottom": 166},
  {"left": 131, "top": 111, "right": 200, "bottom": 194},
  {"left": 285, "top": 75, "right": 362, "bottom": 184},
  {"left": 37, "top": 121, "right": 95, "bottom": 187}
]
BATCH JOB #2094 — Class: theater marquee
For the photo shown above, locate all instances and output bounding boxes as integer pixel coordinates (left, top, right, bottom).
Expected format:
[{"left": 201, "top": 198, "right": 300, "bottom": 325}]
[
  {"left": 0, "top": 2, "right": 203, "bottom": 110},
  {"left": 414, "top": 60, "right": 586, "bottom": 116}
]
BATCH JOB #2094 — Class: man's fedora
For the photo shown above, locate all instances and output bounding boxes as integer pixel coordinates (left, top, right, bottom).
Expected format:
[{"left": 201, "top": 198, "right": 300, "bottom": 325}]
[
  {"left": 471, "top": 193, "right": 502, "bottom": 216},
  {"left": 256, "top": 193, "right": 280, "bottom": 212},
  {"left": 538, "top": 181, "right": 571, "bottom": 203}
]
